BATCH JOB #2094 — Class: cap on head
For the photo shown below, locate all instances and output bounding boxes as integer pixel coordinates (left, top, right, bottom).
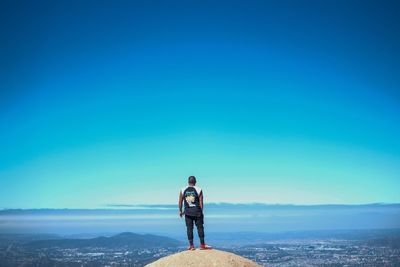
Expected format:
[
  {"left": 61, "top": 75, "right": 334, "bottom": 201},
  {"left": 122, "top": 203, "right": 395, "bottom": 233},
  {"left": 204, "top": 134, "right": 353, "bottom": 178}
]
[{"left": 188, "top": 176, "right": 196, "bottom": 185}]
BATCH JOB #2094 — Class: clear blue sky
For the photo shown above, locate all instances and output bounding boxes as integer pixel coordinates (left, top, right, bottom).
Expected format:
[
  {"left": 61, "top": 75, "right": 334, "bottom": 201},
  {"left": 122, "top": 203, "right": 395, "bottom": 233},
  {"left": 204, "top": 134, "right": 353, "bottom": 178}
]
[{"left": 1, "top": 0, "right": 399, "bottom": 208}]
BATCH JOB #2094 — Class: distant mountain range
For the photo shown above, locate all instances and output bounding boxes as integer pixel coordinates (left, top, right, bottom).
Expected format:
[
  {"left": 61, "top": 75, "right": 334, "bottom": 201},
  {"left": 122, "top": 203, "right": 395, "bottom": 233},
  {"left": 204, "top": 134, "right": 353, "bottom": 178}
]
[
  {"left": 23, "top": 232, "right": 181, "bottom": 249},
  {"left": 1, "top": 203, "right": 399, "bottom": 234},
  {"left": 2, "top": 202, "right": 400, "bottom": 214}
]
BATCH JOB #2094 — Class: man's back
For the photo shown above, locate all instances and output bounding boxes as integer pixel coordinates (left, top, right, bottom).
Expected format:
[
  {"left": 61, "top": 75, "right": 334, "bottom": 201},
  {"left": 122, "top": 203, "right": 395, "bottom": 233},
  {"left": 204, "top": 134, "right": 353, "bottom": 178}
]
[{"left": 181, "top": 185, "right": 202, "bottom": 217}]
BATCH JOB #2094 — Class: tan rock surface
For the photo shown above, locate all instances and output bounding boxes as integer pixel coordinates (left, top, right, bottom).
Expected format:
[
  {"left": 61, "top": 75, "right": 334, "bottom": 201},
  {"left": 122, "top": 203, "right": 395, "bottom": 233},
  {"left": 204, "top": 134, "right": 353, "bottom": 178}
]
[{"left": 145, "top": 249, "right": 262, "bottom": 267}]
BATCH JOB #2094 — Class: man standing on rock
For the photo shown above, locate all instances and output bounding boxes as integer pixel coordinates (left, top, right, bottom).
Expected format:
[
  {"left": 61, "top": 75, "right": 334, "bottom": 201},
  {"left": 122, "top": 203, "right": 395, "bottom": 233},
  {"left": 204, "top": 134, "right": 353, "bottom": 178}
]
[{"left": 179, "top": 176, "right": 212, "bottom": 250}]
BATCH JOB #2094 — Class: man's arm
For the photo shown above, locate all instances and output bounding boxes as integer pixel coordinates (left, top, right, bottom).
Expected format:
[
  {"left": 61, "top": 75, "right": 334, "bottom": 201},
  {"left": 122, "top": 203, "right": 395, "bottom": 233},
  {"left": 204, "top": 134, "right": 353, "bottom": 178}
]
[
  {"left": 178, "top": 191, "right": 183, "bottom": 217},
  {"left": 199, "top": 191, "right": 204, "bottom": 211}
]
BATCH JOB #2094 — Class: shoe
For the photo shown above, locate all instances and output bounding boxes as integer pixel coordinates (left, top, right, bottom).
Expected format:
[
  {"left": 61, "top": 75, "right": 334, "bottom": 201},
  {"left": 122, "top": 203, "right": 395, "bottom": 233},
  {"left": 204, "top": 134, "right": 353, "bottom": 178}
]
[
  {"left": 200, "top": 244, "right": 212, "bottom": 250},
  {"left": 188, "top": 245, "right": 195, "bottom": 250}
]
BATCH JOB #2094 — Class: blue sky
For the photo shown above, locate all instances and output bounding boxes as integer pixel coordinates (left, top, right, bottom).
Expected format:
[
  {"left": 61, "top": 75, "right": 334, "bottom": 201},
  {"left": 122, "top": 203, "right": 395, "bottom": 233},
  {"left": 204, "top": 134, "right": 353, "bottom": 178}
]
[{"left": 0, "top": 0, "right": 399, "bottom": 208}]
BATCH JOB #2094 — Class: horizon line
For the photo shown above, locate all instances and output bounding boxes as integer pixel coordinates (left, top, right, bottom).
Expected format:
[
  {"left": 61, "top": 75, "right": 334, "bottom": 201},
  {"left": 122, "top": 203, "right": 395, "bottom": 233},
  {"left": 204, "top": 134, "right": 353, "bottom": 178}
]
[{"left": 2, "top": 202, "right": 400, "bottom": 211}]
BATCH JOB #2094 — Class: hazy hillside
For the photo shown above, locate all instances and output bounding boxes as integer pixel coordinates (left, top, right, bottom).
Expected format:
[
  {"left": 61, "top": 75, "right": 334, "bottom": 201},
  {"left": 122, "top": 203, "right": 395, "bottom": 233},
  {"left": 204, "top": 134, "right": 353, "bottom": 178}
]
[{"left": 23, "top": 232, "right": 181, "bottom": 249}]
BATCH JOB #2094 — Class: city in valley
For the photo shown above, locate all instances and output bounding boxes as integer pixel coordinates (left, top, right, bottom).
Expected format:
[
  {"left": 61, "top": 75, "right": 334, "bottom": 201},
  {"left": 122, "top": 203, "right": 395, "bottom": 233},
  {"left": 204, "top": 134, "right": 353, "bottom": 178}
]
[{"left": 1, "top": 230, "right": 399, "bottom": 266}]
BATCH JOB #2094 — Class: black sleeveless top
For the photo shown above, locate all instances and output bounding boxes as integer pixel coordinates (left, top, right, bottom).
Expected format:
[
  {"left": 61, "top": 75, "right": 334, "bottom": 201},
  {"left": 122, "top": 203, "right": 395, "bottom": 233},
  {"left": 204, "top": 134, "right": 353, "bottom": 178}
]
[{"left": 181, "top": 186, "right": 203, "bottom": 217}]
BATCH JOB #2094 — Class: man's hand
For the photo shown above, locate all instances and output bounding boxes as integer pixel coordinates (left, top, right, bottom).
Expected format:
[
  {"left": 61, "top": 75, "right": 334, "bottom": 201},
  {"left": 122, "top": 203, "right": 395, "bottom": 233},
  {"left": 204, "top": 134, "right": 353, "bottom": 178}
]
[{"left": 179, "top": 210, "right": 183, "bottom": 218}]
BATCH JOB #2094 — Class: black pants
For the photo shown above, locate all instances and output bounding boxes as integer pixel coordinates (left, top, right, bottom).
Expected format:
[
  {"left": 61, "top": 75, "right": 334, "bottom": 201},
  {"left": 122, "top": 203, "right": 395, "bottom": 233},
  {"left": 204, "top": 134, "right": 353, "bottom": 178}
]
[{"left": 185, "top": 214, "right": 205, "bottom": 245}]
